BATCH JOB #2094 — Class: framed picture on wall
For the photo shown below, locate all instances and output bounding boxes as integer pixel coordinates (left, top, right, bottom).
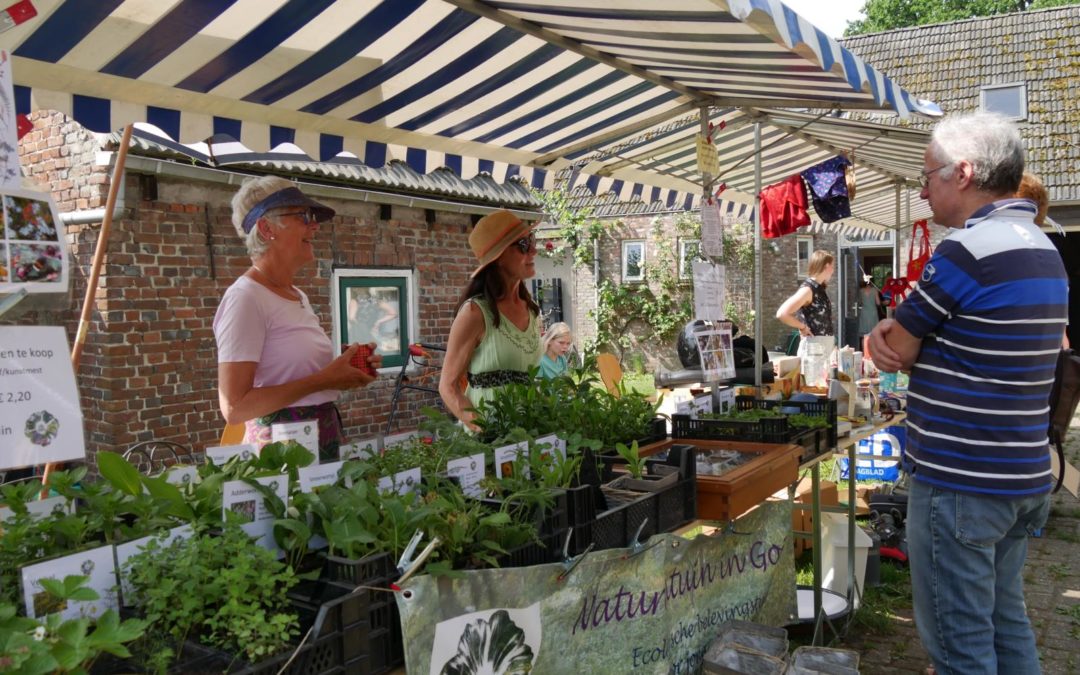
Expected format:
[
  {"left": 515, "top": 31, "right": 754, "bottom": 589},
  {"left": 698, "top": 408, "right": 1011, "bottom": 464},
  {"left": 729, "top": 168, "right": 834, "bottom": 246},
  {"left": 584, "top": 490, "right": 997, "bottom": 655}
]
[{"left": 333, "top": 269, "right": 416, "bottom": 369}]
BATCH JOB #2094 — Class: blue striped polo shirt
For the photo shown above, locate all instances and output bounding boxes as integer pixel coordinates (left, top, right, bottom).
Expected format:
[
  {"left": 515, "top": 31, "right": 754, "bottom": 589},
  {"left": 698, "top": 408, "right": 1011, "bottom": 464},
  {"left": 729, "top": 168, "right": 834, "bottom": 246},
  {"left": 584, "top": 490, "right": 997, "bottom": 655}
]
[{"left": 895, "top": 199, "right": 1068, "bottom": 496}]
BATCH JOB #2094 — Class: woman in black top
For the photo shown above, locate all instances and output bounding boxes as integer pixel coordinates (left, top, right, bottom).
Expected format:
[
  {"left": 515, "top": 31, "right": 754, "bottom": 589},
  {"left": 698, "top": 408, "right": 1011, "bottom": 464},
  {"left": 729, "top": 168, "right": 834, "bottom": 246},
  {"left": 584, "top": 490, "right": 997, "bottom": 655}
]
[{"left": 776, "top": 249, "right": 835, "bottom": 337}]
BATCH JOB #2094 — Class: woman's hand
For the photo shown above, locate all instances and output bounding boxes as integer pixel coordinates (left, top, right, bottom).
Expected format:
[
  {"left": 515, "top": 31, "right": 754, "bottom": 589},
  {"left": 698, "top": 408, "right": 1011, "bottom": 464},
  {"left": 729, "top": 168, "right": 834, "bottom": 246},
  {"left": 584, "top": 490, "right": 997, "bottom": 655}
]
[{"left": 799, "top": 324, "right": 813, "bottom": 337}]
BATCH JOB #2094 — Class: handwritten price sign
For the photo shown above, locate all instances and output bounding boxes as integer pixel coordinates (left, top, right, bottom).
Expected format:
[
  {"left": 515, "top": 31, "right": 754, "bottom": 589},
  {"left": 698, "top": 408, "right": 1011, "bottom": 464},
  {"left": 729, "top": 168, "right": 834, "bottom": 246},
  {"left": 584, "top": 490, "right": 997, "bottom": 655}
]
[{"left": 0, "top": 327, "right": 85, "bottom": 470}]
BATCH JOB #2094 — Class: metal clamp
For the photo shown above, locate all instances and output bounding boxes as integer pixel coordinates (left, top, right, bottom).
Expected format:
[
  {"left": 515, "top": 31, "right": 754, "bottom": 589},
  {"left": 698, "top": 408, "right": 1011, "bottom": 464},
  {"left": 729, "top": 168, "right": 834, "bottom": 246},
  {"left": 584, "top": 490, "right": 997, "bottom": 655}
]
[
  {"left": 556, "top": 528, "right": 594, "bottom": 581},
  {"left": 625, "top": 519, "right": 662, "bottom": 558},
  {"left": 396, "top": 530, "right": 441, "bottom": 586}
]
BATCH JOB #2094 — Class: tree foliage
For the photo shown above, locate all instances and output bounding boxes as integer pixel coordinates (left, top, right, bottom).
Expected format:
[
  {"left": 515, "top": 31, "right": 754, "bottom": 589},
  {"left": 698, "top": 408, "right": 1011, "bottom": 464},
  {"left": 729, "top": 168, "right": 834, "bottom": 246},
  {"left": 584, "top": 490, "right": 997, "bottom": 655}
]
[{"left": 844, "top": 0, "right": 1078, "bottom": 36}]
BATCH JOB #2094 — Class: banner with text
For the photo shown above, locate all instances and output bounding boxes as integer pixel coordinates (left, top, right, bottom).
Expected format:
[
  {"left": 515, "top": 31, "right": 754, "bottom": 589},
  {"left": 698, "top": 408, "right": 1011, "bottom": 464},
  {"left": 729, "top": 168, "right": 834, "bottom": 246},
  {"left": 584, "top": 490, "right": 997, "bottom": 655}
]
[
  {"left": 0, "top": 326, "right": 85, "bottom": 470},
  {"left": 398, "top": 502, "right": 794, "bottom": 674}
]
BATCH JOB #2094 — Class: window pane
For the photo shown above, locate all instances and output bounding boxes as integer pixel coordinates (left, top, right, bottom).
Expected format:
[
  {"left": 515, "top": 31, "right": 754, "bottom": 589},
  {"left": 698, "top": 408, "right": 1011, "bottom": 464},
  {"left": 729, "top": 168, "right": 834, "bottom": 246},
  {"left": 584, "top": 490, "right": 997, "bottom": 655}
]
[{"left": 983, "top": 86, "right": 1024, "bottom": 119}]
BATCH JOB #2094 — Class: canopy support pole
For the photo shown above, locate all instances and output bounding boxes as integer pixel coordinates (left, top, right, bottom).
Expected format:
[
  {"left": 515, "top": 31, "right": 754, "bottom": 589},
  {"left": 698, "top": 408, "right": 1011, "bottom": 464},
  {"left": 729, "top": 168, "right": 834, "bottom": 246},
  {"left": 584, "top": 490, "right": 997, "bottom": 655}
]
[
  {"left": 42, "top": 123, "right": 134, "bottom": 494},
  {"left": 753, "top": 123, "right": 763, "bottom": 391},
  {"left": 893, "top": 184, "right": 902, "bottom": 285}
]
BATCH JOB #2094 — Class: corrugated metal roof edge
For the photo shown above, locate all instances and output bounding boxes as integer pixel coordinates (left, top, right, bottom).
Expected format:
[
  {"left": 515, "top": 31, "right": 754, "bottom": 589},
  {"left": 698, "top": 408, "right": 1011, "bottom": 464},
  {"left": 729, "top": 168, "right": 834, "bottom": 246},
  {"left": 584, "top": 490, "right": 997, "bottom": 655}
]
[{"left": 106, "top": 130, "right": 716, "bottom": 220}]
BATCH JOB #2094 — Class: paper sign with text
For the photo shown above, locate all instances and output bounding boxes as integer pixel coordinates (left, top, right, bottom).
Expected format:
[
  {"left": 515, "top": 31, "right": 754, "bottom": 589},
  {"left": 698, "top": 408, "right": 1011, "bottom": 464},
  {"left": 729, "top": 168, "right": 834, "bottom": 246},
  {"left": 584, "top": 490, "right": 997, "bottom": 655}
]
[
  {"left": 692, "top": 261, "right": 725, "bottom": 322},
  {"left": 222, "top": 475, "right": 288, "bottom": 554},
  {"left": 535, "top": 434, "right": 566, "bottom": 463},
  {"left": 397, "top": 503, "right": 795, "bottom": 674},
  {"left": 494, "top": 441, "right": 529, "bottom": 480},
  {"left": 446, "top": 452, "right": 486, "bottom": 498},
  {"left": 341, "top": 436, "right": 380, "bottom": 461},
  {"left": 0, "top": 50, "right": 19, "bottom": 188},
  {"left": 378, "top": 467, "right": 421, "bottom": 495},
  {"left": 0, "top": 494, "right": 70, "bottom": 522},
  {"left": 164, "top": 465, "right": 197, "bottom": 487},
  {"left": 0, "top": 327, "right": 85, "bottom": 470},
  {"left": 271, "top": 420, "right": 319, "bottom": 456},
  {"left": 299, "top": 460, "right": 344, "bottom": 493},
  {"left": 205, "top": 442, "right": 258, "bottom": 466},
  {"left": 22, "top": 544, "right": 118, "bottom": 620}
]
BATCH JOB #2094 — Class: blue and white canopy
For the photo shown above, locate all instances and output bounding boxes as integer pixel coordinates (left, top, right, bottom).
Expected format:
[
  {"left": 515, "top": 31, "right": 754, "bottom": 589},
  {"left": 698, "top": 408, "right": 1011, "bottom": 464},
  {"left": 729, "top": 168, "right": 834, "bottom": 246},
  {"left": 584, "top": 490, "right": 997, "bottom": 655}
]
[{"left": 3, "top": 0, "right": 939, "bottom": 210}]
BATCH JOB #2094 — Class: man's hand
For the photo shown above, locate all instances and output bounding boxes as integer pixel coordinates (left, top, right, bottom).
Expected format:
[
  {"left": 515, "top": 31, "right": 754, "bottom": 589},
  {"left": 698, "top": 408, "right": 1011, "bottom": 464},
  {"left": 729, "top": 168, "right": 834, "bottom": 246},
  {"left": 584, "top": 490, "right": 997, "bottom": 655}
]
[{"left": 870, "top": 319, "right": 905, "bottom": 372}]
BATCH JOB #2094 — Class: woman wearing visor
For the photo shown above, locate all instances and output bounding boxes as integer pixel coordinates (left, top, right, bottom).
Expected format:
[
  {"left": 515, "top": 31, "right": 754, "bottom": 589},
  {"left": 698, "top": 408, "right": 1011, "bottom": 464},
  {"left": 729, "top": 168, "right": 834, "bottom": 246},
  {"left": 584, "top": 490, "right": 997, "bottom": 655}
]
[
  {"left": 213, "top": 176, "right": 380, "bottom": 460},
  {"left": 440, "top": 210, "right": 543, "bottom": 432}
]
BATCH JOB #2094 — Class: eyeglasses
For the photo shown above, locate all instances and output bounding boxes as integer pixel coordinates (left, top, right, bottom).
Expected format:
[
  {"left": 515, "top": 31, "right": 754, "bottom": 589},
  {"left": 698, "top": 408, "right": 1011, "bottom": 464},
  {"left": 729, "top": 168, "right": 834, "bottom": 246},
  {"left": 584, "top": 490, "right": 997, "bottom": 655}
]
[
  {"left": 276, "top": 210, "right": 316, "bottom": 226},
  {"left": 513, "top": 232, "right": 536, "bottom": 254},
  {"left": 918, "top": 164, "right": 949, "bottom": 188}
]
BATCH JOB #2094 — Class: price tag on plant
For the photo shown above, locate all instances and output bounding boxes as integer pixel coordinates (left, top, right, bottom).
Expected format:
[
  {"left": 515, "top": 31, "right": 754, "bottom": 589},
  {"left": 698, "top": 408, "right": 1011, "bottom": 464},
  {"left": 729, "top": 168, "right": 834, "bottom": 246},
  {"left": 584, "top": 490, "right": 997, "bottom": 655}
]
[
  {"left": 271, "top": 420, "right": 319, "bottom": 456},
  {"left": 340, "top": 436, "right": 380, "bottom": 460},
  {"left": 0, "top": 326, "right": 85, "bottom": 470},
  {"left": 447, "top": 452, "right": 486, "bottom": 498},
  {"left": 494, "top": 441, "right": 530, "bottom": 479},
  {"left": 21, "top": 544, "right": 117, "bottom": 619},
  {"left": 378, "top": 467, "right": 421, "bottom": 495},
  {"left": 534, "top": 434, "right": 566, "bottom": 462},
  {"left": 205, "top": 442, "right": 258, "bottom": 466},
  {"left": 298, "top": 460, "right": 344, "bottom": 493}
]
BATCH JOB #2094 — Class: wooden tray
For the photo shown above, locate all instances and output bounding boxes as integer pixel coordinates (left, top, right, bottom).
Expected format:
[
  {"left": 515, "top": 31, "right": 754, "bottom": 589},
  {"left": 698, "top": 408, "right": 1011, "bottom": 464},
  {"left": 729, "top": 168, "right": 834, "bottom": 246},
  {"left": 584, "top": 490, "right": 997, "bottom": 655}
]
[{"left": 639, "top": 439, "right": 800, "bottom": 522}]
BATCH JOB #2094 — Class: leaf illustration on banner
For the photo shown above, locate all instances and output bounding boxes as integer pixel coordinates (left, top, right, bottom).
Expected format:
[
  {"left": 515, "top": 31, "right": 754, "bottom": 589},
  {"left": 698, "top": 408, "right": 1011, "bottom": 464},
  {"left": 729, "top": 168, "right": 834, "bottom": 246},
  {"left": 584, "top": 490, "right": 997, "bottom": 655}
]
[{"left": 441, "top": 609, "right": 534, "bottom": 675}]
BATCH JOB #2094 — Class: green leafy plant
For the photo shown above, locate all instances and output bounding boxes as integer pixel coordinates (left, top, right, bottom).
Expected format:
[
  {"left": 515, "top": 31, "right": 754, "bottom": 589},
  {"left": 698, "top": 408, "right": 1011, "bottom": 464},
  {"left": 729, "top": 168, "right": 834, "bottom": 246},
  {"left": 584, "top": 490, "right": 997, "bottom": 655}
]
[
  {"left": 614, "top": 441, "right": 648, "bottom": 479},
  {"left": 532, "top": 187, "right": 609, "bottom": 267},
  {"left": 123, "top": 525, "right": 299, "bottom": 665},
  {"left": 0, "top": 575, "right": 146, "bottom": 674}
]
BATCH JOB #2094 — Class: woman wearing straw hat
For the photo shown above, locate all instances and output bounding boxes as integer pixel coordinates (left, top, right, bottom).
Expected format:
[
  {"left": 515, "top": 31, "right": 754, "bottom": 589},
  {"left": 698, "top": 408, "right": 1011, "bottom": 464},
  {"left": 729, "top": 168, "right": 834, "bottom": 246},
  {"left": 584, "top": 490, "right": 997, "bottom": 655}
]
[
  {"left": 440, "top": 209, "right": 543, "bottom": 432},
  {"left": 214, "top": 176, "right": 381, "bottom": 460}
]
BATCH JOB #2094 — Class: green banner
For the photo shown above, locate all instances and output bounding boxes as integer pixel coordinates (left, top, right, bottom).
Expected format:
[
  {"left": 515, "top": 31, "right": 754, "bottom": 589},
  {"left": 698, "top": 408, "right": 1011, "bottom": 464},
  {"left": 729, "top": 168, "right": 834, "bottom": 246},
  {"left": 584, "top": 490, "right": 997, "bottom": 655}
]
[{"left": 398, "top": 501, "right": 795, "bottom": 674}]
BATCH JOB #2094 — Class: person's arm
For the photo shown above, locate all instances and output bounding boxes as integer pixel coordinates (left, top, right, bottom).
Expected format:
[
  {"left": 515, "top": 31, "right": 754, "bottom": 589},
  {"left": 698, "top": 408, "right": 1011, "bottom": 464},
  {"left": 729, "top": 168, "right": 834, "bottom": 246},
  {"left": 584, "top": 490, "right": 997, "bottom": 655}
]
[
  {"left": 218, "top": 344, "right": 379, "bottom": 425},
  {"left": 439, "top": 302, "right": 485, "bottom": 431},
  {"left": 776, "top": 286, "right": 814, "bottom": 336},
  {"left": 868, "top": 319, "right": 921, "bottom": 373}
]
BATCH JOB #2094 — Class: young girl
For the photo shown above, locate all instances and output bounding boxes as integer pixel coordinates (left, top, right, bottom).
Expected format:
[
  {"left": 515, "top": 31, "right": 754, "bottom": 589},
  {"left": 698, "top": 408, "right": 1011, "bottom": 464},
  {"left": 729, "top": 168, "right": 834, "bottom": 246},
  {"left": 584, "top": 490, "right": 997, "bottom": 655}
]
[{"left": 538, "top": 322, "right": 573, "bottom": 379}]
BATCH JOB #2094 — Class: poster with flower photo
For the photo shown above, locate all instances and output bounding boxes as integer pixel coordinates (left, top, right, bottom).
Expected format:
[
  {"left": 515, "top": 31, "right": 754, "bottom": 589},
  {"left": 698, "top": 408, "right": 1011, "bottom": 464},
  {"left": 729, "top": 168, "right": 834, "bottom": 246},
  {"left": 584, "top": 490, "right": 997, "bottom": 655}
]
[{"left": 1, "top": 187, "right": 68, "bottom": 293}]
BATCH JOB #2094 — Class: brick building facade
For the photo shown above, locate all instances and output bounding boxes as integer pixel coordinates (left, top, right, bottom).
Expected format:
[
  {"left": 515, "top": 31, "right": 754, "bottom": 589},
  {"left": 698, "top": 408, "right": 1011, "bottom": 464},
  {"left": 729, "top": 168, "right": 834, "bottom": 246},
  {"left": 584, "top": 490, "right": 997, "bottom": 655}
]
[{"left": 10, "top": 112, "right": 487, "bottom": 463}]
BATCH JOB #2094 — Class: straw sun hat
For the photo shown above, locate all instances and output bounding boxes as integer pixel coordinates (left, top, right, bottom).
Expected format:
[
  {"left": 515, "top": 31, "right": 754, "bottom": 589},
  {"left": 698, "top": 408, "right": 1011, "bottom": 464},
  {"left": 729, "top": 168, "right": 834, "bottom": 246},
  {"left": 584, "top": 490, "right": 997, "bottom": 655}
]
[{"left": 468, "top": 209, "right": 536, "bottom": 277}]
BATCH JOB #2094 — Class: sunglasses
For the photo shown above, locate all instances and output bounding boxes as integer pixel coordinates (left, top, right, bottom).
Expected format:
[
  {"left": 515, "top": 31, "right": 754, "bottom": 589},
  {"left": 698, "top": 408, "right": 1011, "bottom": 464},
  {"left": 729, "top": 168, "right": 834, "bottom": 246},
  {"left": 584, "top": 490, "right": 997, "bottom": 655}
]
[
  {"left": 512, "top": 232, "right": 536, "bottom": 254},
  {"left": 276, "top": 210, "right": 317, "bottom": 226}
]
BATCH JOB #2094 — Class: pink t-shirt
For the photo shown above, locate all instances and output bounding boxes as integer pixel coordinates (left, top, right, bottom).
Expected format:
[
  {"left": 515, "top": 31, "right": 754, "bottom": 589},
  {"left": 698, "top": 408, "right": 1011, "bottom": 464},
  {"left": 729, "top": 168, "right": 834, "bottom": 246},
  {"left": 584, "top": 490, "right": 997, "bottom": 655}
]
[{"left": 213, "top": 276, "right": 337, "bottom": 408}]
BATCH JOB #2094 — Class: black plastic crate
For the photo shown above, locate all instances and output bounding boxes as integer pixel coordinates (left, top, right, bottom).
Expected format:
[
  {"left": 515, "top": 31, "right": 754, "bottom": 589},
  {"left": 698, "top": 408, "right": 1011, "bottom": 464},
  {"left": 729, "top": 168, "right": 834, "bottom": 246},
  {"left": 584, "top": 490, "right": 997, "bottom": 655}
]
[
  {"left": 320, "top": 551, "right": 403, "bottom": 674},
  {"left": 565, "top": 484, "right": 597, "bottom": 557},
  {"left": 590, "top": 490, "right": 658, "bottom": 550},
  {"left": 735, "top": 396, "right": 837, "bottom": 450}
]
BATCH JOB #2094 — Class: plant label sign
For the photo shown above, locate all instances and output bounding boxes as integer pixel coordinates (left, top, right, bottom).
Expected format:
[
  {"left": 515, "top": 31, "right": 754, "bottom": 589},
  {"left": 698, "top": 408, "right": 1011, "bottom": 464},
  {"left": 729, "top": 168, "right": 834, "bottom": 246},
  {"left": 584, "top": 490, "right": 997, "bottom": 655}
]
[
  {"left": 534, "top": 434, "right": 566, "bottom": 463},
  {"left": 494, "top": 441, "right": 530, "bottom": 480},
  {"left": 164, "top": 465, "right": 197, "bottom": 487},
  {"left": 447, "top": 452, "right": 486, "bottom": 498},
  {"left": 222, "top": 475, "right": 288, "bottom": 555},
  {"left": 0, "top": 326, "right": 85, "bottom": 470},
  {"left": 341, "top": 436, "right": 380, "bottom": 461},
  {"left": 271, "top": 420, "right": 319, "bottom": 456},
  {"left": 205, "top": 442, "right": 259, "bottom": 466},
  {"left": 0, "top": 187, "right": 70, "bottom": 294},
  {"left": 299, "top": 460, "right": 344, "bottom": 493},
  {"left": 21, "top": 543, "right": 117, "bottom": 620},
  {"left": 115, "top": 525, "right": 194, "bottom": 607},
  {"left": 383, "top": 430, "right": 420, "bottom": 450},
  {"left": 0, "top": 494, "right": 70, "bottom": 522},
  {"left": 378, "top": 467, "right": 421, "bottom": 495}
]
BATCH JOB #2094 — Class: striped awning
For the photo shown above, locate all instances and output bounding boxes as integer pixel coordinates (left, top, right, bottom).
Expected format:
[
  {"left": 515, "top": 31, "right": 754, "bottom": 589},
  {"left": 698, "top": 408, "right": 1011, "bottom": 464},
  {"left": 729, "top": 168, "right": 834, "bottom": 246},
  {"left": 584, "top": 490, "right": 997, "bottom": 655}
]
[
  {"left": 569, "top": 107, "right": 933, "bottom": 230},
  {"left": 3, "top": 0, "right": 940, "bottom": 210}
]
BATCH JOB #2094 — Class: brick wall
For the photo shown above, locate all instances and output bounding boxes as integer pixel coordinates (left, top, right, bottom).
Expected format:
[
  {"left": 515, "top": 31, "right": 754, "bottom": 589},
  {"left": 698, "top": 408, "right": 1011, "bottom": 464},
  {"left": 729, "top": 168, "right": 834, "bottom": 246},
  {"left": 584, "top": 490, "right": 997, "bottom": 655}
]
[{"left": 11, "top": 112, "right": 473, "bottom": 465}]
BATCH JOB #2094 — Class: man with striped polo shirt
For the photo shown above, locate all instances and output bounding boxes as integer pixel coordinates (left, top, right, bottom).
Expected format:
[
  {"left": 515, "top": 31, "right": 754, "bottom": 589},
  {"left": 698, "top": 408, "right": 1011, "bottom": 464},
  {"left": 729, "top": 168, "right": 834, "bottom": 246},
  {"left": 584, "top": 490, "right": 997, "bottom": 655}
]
[{"left": 870, "top": 112, "right": 1068, "bottom": 675}]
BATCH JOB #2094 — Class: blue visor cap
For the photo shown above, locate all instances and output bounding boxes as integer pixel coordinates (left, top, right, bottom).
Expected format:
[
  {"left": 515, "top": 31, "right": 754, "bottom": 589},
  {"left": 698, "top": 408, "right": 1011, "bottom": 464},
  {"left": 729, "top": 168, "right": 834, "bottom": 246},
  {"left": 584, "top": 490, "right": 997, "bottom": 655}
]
[{"left": 241, "top": 187, "right": 335, "bottom": 233}]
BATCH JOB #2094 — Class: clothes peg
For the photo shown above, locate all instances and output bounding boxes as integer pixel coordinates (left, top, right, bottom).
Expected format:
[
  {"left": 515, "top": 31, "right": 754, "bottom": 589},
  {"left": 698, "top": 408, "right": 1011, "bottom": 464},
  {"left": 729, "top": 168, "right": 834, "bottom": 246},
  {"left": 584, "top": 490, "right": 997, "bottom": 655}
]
[
  {"left": 396, "top": 530, "right": 425, "bottom": 576},
  {"left": 624, "top": 519, "right": 661, "bottom": 559}
]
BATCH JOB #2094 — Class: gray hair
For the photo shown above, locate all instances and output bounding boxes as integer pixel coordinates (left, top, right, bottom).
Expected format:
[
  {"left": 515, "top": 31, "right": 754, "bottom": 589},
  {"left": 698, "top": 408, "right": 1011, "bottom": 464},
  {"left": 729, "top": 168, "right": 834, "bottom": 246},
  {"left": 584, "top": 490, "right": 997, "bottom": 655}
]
[
  {"left": 230, "top": 175, "right": 296, "bottom": 258},
  {"left": 542, "top": 322, "right": 572, "bottom": 353},
  {"left": 930, "top": 112, "right": 1024, "bottom": 195}
]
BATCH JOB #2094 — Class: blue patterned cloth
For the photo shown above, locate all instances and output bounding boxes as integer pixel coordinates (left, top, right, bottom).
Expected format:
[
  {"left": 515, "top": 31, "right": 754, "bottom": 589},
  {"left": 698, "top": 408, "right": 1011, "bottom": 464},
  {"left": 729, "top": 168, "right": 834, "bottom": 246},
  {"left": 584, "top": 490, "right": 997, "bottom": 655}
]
[{"left": 800, "top": 156, "right": 852, "bottom": 223}]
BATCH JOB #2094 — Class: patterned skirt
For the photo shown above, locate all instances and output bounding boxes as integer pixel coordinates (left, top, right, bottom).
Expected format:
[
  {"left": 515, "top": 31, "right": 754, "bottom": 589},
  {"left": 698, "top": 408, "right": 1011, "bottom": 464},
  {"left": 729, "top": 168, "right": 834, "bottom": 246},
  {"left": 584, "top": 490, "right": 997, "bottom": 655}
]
[{"left": 243, "top": 401, "right": 344, "bottom": 462}]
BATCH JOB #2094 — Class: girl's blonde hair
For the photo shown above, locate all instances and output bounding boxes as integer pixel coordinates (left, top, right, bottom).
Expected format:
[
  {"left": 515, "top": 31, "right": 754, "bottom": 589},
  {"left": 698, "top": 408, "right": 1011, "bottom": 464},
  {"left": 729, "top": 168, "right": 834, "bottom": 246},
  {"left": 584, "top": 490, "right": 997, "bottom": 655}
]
[
  {"left": 542, "top": 322, "right": 572, "bottom": 353},
  {"left": 808, "top": 250, "right": 834, "bottom": 278}
]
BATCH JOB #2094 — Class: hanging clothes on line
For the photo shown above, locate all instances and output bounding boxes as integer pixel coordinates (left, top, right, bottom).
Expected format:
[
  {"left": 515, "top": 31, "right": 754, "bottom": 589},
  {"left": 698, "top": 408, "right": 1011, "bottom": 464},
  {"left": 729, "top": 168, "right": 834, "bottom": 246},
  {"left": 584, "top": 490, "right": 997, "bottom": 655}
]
[
  {"left": 801, "top": 155, "right": 853, "bottom": 223},
  {"left": 759, "top": 174, "right": 811, "bottom": 239}
]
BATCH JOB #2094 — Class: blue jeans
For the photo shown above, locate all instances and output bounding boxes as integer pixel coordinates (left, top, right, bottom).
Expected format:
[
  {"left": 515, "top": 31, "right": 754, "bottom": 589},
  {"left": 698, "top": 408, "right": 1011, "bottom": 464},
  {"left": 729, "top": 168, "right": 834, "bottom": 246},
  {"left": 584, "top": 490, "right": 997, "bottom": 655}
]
[{"left": 908, "top": 478, "right": 1049, "bottom": 675}]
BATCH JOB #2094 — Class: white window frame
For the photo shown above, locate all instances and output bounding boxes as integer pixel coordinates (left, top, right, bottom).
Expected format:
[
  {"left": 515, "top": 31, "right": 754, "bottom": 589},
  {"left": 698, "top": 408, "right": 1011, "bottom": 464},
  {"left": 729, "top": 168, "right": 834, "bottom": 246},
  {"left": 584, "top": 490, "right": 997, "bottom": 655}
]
[
  {"left": 331, "top": 267, "right": 418, "bottom": 372},
  {"left": 796, "top": 236, "right": 813, "bottom": 278},
  {"left": 678, "top": 238, "right": 701, "bottom": 280},
  {"left": 980, "top": 82, "right": 1027, "bottom": 121},
  {"left": 621, "top": 240, "right": 645, "bottom": 283}
]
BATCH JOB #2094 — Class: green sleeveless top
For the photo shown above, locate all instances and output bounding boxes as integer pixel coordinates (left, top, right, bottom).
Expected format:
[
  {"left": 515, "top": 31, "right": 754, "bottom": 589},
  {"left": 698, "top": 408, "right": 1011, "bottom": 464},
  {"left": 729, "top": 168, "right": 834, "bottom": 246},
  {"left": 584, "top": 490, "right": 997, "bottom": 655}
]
[{"left": 465, "top": 297, "right": 542, "bottom": 411}]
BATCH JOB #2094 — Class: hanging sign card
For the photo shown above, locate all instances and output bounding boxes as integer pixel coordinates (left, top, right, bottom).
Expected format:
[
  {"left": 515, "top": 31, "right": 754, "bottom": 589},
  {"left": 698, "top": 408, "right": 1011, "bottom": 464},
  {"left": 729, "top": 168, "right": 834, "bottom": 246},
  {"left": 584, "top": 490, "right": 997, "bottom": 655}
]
[
  {"left": 1, "top": 187, "right": 69, "bottom": 294},
  {"left": 692, "top": 261, "right": 725, "bottom": 322},
  {"left": 0, "top": 326, "right": 85, "bottom": 470},
  {"left": 700, "top": 202, "right": 724, "bottom": 257}
]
